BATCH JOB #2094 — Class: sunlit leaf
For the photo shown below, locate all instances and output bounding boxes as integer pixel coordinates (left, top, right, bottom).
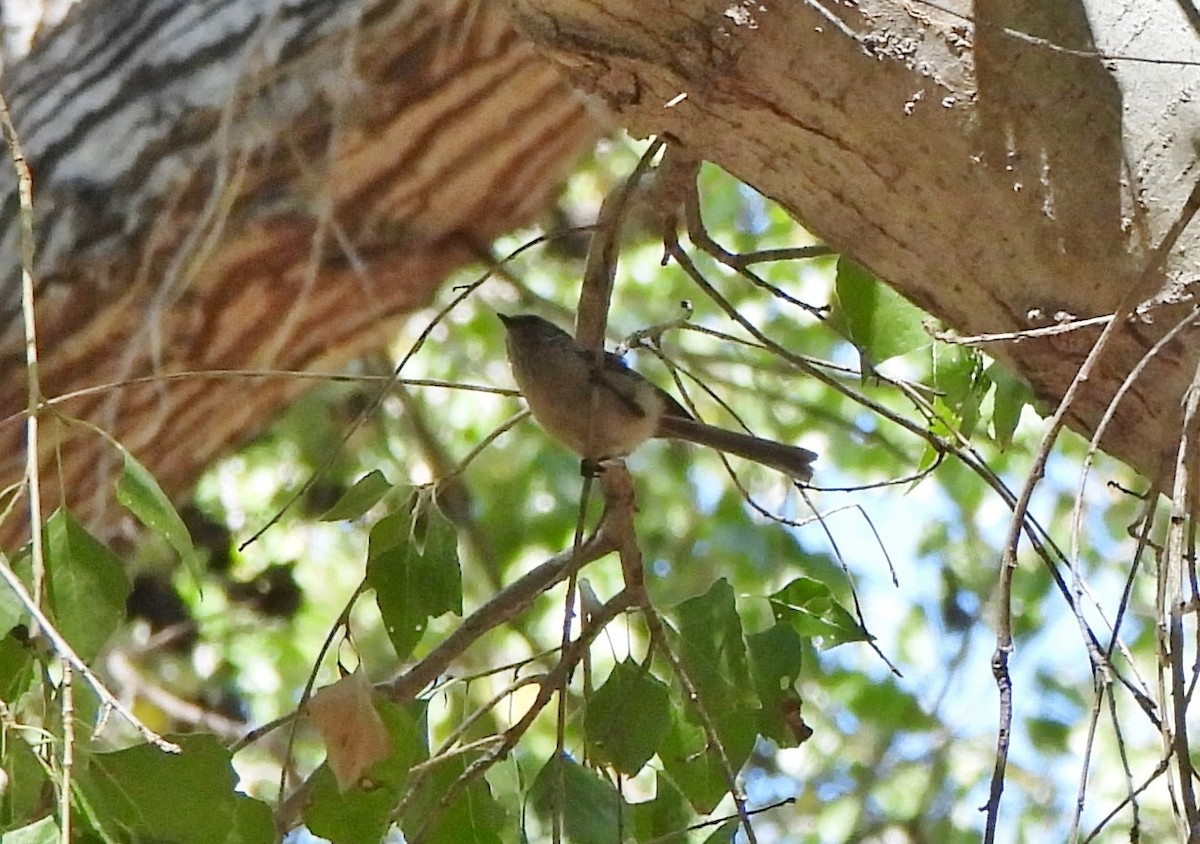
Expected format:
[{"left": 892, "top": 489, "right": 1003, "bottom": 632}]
[
  {"left": 0, "top": 816, "right": 58, "bottom": 844},
  {"left": 116, "top": 450, "right": 196, "bottom": 567},
  {"left": 988, "top": 362, "right": 1032, "bottom": 449},
  {"left": 934, "top": 344, "right": 987, "bottom": 439},
  {"left": 769, "top": 577, "right": 870, "bottom": 648},
  {"left": 319, "top": 470, "right": 392, "bottom": 521},
  {"left": 832, "top": 257, "right": 930, "bottom": 364}
]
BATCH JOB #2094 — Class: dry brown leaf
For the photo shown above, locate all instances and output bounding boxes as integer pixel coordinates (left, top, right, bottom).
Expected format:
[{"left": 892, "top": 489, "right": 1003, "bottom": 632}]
[{"left": 308, "top": 670, "right": 393, "bottom": 791}]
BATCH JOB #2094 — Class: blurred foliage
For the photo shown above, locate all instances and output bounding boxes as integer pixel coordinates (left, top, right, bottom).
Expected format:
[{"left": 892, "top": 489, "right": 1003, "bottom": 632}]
[{"left": 0, "top": 136, "right": 1173, "bottom": 844}]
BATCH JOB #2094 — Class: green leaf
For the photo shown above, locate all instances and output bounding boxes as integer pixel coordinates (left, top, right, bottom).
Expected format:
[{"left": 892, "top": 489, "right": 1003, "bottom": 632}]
[
  {"left": 319, "top": 470, "right": 392, "bottom": 521},
  {"left": 398, "top": 749, "right": 505, "bottom": 844},
  {"left": 76, "top": 734, "right": 273, "bottom": 844},
  {"left": 831, "top": 672, "right": 933, "bottom": 733},
  {"left": 0, "top": 633, "right": 34, "bottom": 704},
  {"left": 115, "top": 450, "right": 195, "bottom": 567},
  {"left": 747, "top": 622, "right": 805, "bottom": 745},
  {"left": 304, "top": 696, "right": 428, "bottom": 843},
  {"left": 769, "top": 577, "right": 870, "bottom": 649},
  {"left": 987, "top": 362, "right": 1031, "bottom": 449},
  {"left": 659, "top": 709, "right": 758, "bottom": 813},
  {"left": 631, "top": 773, "right": 692, "bottom": 843},
  {"left": 932, "top": 342, "right": 983, "bottom": 401},
  {"left": 1027, "top": 715, "right": 1071, "bottom": 754},
  {"left": 0, "top": 572, "right": 24, "bottom": 636},
  {"left": 954, "top": 375, "right": 985, "bottom": 440},
  {"left": 700, "top": 819, "right": 740, "bottom": 843},
  {"left": 670, "top": 579, "right": 755, "bottom": 711},
  {"left": 832, "top": 257, "right": 930, "bottom": 364},
  {"left": 933, "top": 344, "right": 987, "bottom": 439},
  {"left": 747, "top": 622, "right": 802, "bottom": 702},
  {"left": 423, "top": 775, "right": 505, "bottom": 844},
  {"left": 585, "top": 658, "right": 671, "bottom": 775},
  {"left": 0, "top": 816, "right": 58, "bottom": 844},
  {"left": 1, "top": 733, "right": 49, "bottom": 835},
  {"left": 305, "top": 766, "right": 396, "bottom": 844},
  {"left": 367, "top": 508, "right": 462, "bottom": 661},
  {"left": 371, "top": 697, "right": 431, "bottom": 786},
  {"left": 529, "top": 754, "right": 624, "bottom": 844},
  {"left": 42, "top": 510, "right": 131, "bottom": 663},
  {"left": 411, "top": 490, "right": 459, "bottom": 561}
]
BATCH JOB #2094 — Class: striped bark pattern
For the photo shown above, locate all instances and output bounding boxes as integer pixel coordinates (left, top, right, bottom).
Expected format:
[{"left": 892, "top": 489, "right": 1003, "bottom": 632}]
[{"left": 0, "top": 0, "right": 600, "bottom": 541}]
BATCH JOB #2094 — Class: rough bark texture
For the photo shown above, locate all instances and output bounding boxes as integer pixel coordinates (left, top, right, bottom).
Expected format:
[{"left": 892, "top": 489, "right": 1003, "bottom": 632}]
[
  {"left": 0, "top": 0, "right": 601, "bottom": 543},
  {"left": 509, "top": 0, "right": 1200, "bottom": 482},
  {"left": 5, "top": 0, "right": 1198, "bottom": 549}
]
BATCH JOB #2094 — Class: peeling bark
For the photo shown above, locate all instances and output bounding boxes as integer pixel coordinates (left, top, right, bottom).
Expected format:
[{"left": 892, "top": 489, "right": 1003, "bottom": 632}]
[{"left": 0, "top": 0, "right": 601, "bottom": 543}]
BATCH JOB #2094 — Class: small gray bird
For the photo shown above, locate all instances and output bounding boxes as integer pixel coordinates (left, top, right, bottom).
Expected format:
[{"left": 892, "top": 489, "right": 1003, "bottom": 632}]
[{"left": 499, "top": 313, "right": 816, "bottom": 481}]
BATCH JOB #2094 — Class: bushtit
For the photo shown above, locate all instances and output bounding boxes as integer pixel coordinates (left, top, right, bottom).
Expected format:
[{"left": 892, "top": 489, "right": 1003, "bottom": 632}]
[{"left": 499, "top": 314, "right": 816, "bottom": 481}]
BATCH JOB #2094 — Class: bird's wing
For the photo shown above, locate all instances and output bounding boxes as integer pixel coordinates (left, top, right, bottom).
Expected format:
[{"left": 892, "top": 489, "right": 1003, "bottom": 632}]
[{"left": 571, "top": 346, "right": 695, "bottom": 421}]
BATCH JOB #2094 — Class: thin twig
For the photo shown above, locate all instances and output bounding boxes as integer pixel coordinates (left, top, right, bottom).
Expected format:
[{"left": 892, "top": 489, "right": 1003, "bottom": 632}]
[
  {"left": 671, "top": 186, "right": 1164, "bottom": 732},
  {"left": 1064, "top": 314, "right": 1200, "bottom": 842},
  {"left": 984, "top": 173, "right": 1200, "bottom": 842},
  {"left": 0, "top": 370, "right": 514, "bottom": 431},
  {"left": 0, "top": 553, "right": 180, "bottom": 753},
  {"left": 239, "top": 230, "right": 554, "bottom": 550},
  {"left": 684, "top": 182, "right": 828, "bottom": 319},
  {"left": 0, "top": 87, "right": 44, "bottom": 628},
  {"left": 932, "top": 313, "right": 1113, "bottom": 346},
  {"left": 106, "top": 651, "right": 247, "bottom": 742},
  {"left": 640, "top": 599, "right": 758, "bottom": 844},
  {"left": 1082, "top": 753, "right": 1171, "bottom": 842},
  {"left": 407, "top": 587, "right": 636, "bottom": 843},
  {"left": 575, "top": 137, "right": 665, "bottom": 347},
  {"left": 1163, "top": 359, "right": 1200, "bottom": 835},
  {"left": 0, "top": 92, "right": 179, "bottom": 756},
  {"left": 60, "top": 661, "right": 74, "bottom": 842}
]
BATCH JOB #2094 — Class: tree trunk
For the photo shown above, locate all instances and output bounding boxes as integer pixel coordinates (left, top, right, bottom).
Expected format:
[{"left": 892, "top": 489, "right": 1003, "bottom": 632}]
[
  {"left": 0, "top": 0, "right": 601, "bottom": 544},
  {"left": 6, "top": 0, "right": 1195, "bottom": 550},
  {"left": 509, "top": 0, "right": 1200, "bottom": 482}
]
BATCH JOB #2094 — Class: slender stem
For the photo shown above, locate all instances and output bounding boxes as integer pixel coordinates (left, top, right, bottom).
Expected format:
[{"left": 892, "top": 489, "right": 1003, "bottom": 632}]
[{"left": 0, "top": 90, "right": 45, "bottom": 623}]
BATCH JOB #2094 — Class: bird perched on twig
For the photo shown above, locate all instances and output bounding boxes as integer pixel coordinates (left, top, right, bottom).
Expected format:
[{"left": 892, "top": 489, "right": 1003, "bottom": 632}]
[{"left": 499, "top": 313, "right": 816, "bottom": 481}]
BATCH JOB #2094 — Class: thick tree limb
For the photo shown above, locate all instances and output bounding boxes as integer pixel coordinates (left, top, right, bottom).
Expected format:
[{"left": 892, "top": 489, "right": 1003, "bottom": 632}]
[
  {"left": 0, "top": 0, "right": 601, "bottom": 543},
  {"left": 509, "top": 0, "right": 1200, "bottom": 481}
]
